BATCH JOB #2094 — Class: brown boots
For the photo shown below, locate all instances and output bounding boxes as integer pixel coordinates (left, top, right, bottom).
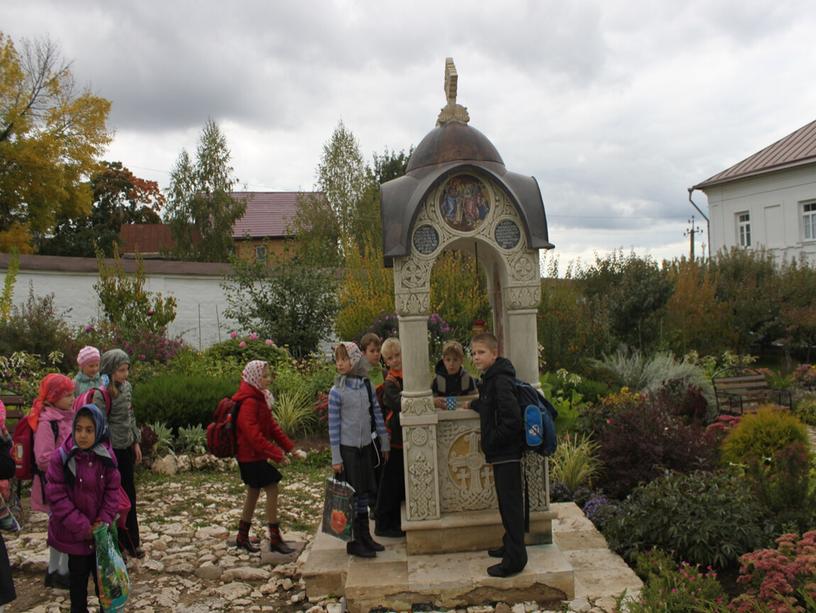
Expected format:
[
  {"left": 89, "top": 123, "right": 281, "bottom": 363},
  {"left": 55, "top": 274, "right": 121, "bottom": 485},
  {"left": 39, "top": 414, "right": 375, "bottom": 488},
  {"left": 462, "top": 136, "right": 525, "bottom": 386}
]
[
  {"left": 235, "top": 520, "right": 260, "bottom": 553},
  {"left": 268, "top": 522, "right": 295, "bottom": 554}
]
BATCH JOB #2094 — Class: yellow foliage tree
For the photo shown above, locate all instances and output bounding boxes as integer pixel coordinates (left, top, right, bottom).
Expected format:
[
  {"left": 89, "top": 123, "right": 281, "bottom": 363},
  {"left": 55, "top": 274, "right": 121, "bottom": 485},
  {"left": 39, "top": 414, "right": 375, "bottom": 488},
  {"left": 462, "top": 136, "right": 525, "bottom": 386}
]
[
  {"left": 663, "top": 259, "right": 736, "bottom": 356},
  {"left": 0, "top": 33, "right": 111, "bottom": 250},
  {"left": 335, "top": 242, "right": 394, "bottom": 341}
]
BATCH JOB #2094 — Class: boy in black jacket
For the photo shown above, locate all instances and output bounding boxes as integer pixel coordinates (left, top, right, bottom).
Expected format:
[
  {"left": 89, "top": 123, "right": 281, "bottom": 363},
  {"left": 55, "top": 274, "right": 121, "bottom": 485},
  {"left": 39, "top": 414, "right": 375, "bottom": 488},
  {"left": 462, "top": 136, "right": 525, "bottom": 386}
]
[
  {"left": 0, "top": 432, "right": 17, "bottom": 609},
  {"left": 465, "top": 332, "right": 527, "bottom": 577}
]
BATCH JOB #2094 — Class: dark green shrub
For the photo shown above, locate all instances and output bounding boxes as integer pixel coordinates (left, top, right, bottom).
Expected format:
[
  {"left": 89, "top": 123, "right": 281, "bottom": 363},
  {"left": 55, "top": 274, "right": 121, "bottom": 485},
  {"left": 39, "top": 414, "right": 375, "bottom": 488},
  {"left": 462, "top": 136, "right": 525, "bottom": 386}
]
[
  {"left": 747, "top": 442, "right": 814, "bottom": 532},
  {"left": 721, "top": 406, "right": 809, "bottom": 466},
  {"left": 604, "top": 470, "right": 769, "bottom": 569},
  {"left": 599, "top": 403, "right": 719, "bottom": 499},
  {"left": 133, "top": 373, "right": 236, "bottom": 430},
  {"left": 793, "top": 395, "right": 816, "bottom": 425}
]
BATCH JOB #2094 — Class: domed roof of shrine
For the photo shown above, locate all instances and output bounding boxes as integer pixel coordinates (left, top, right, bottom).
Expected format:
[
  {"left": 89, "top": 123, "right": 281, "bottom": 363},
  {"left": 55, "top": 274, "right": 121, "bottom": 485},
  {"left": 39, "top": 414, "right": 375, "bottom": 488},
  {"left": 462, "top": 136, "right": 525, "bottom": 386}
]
[
  {"left": 406, "top": 122, "right": 504, "bottom": 173},
  {"left": 379, "top": 58, "right": 553, "bottom": 263}
]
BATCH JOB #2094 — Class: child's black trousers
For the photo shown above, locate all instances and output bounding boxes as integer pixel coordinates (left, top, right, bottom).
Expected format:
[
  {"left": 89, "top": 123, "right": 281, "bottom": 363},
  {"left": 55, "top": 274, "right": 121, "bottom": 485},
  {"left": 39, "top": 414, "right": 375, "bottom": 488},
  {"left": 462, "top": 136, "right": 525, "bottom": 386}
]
[
  {"left": 492, "top": 460, "right": 528, "bottom": 572},
  {"left": 68, "top": 553, "right": 99, "bottom": 613}
]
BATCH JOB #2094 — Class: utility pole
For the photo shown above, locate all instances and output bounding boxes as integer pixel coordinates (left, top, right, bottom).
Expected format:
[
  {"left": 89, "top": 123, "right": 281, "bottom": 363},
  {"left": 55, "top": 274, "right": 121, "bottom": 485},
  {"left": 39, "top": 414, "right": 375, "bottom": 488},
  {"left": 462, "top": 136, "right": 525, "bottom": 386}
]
[{"left": 683, "top": 216, "right": 701, "bottom": 260}]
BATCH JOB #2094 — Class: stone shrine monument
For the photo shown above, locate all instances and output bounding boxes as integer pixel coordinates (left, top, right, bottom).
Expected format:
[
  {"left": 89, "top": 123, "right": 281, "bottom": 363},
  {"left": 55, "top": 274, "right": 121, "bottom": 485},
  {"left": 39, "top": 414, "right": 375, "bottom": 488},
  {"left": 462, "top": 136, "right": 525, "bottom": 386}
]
[
  {"left": 381, "top": 58, "right": 556, "bottom": 554},
  {"left": 303, "top": 59, "right": 580, "bottom": 611}
]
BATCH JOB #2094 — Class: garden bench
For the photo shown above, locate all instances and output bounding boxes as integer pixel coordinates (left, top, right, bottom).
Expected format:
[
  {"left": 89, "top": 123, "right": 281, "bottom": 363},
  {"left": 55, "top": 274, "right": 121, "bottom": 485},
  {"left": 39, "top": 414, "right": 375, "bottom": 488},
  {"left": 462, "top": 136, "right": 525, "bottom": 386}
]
[
  {"left": 0, "top": 392, "right": 26, "bottom": 434},
  {"left": 712, "top": 371, "right": 792, "bottom": 415}
]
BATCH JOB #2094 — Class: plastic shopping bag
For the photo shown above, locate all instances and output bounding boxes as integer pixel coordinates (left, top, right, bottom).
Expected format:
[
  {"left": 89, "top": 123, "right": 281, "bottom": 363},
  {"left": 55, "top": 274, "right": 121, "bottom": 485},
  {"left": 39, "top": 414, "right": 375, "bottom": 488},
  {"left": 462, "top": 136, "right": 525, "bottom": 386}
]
[
  {"left": 94, "top": 523, "right": 130, "bottom": 612},
  {"left": 321, "top": 477, "right": 355, "bottom": 542},
  {"left": 0, "top": 491, "right": 20, "bottom": 533}
]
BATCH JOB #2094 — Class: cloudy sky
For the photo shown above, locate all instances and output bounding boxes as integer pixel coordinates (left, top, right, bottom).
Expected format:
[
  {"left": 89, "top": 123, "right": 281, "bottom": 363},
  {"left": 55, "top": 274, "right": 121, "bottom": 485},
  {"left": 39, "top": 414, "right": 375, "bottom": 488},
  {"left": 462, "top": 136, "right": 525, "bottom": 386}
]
[{"left": 4, "top": 0, "right": 816, "bottom": 272}]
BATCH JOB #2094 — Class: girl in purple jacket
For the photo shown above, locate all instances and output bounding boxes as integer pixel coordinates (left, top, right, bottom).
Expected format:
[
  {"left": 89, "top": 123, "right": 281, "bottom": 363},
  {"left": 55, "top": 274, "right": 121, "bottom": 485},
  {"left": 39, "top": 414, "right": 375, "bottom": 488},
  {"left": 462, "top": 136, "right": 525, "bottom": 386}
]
[{"left": 45, "top": 404, "right": 121, "bottom": 613}]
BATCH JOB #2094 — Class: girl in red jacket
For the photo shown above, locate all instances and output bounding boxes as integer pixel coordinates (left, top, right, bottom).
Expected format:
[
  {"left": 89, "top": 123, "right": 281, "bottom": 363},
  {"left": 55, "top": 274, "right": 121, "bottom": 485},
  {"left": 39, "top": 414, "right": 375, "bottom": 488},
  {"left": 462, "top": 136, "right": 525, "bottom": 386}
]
[{"left": 233, "top": 360, "right": 306, "bottom": 553}]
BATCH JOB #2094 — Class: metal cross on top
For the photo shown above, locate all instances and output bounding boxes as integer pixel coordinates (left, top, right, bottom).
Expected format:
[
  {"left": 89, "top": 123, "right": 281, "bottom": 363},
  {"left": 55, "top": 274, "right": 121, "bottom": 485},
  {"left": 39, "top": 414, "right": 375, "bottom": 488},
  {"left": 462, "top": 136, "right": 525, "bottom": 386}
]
[
  {"left": 444, "top": 57, "right": 458, "bottom": 105},
  {"left": 436, "top": 57, "right": 470, "bottom": 126}
]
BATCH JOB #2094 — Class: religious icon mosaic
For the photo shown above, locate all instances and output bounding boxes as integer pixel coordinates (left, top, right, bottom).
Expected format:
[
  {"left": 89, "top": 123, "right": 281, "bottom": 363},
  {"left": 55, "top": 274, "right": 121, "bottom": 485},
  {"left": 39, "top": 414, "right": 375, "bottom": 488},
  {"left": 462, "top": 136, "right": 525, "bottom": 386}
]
[{"left": 438, "top": 175, "right": 490, "bottom": 232}]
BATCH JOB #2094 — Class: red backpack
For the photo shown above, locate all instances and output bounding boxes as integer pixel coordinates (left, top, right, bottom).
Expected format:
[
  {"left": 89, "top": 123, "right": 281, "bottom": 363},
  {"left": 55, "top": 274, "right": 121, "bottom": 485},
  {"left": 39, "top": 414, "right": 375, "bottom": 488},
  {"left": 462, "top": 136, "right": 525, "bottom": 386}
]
[
  {"left": 72, "top": 387, "right": 112, "bottom": 415},
  {"left": 11, "top": 416, "right": 59, "bottom": 481},
  {"left": 206, "top": 398, "right": 242, "bottom": 458}
]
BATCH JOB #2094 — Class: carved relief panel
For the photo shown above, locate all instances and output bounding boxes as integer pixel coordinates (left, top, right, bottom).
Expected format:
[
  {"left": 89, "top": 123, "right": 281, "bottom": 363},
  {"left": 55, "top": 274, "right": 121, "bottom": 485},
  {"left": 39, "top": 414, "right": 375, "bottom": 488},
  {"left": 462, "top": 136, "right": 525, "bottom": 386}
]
[{"left": 437, "top": 418, "right": 496, "bottom": 512}]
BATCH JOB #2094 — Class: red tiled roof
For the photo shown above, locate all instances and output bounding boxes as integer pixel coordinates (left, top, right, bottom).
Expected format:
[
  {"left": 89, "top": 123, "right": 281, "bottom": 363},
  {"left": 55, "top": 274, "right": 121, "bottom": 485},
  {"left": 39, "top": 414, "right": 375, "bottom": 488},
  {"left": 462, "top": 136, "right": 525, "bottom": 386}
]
[
  {"left": 119, "top": 224, "right": 178, "bottom": 255},
  {"left": 231, "top": 192, "right": 319, "bottom": 239},
  {"left": 695, "top": 119, "right": 816, "bottom": 189}
]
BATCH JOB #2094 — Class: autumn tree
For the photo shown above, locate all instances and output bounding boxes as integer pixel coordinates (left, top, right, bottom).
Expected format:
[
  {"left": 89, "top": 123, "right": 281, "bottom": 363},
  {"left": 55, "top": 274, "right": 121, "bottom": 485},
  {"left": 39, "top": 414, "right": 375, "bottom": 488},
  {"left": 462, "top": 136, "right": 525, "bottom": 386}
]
[
  {"left": 38, "top": 161, "right": 164, "bottom": 257},
  {"left": 164, "top": 119, "right": 245, "bottom": 262},
  {"left": 0, "top": 33, "right": 111, "bottom": 252}
]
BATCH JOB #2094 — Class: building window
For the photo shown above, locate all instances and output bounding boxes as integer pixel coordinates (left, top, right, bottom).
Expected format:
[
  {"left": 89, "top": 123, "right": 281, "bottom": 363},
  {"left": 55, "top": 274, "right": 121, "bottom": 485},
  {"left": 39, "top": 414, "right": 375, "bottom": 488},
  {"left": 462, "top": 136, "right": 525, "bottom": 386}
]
[
  {"left": 255, "top": 244, "right": 267, "bottom": 263},
  {"left": 736, "top": 212, "right": 751, "bottom": 247},
  {"left": 803, "top": 202, "right": 816, "bottom": 241}
]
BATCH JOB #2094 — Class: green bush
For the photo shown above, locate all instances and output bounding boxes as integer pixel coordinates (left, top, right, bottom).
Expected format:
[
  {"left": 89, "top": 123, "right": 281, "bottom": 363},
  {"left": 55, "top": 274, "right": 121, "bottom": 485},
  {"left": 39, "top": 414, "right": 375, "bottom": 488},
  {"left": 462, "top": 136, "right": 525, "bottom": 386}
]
[
  {"left": 793, "top": 395, "right": 816, "bottom": 426},
  {"left": 176, "top": 424, "right": 206, "bottom": 455},
  {"left": 603, "top": 470, "right": 769, "bottom": 569},
  {"left": 134, "top": 374, "right": 235, "bottom": 430},
  {"left": 274, "top": 389, "right": 317, "bottom": 436},
  {"left": 146, "top": 421, "right": 174, "bottom": 456},
  {"left": 204, "top": 337, "right": 289, "bottom": 366},
  {"left": 721, "top": 406, "right": 810, "bottom": 466}
]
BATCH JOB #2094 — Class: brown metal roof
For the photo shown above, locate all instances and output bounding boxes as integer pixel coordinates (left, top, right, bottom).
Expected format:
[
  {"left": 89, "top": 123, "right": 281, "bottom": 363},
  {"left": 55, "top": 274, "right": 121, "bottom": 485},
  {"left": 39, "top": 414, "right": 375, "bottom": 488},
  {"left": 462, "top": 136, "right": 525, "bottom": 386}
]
[
  {"left": 695, "top": 119, "right": 816, "bottom": 189},
  {"left": 231, "top": 192, "right": 319, "bottom": 239}
]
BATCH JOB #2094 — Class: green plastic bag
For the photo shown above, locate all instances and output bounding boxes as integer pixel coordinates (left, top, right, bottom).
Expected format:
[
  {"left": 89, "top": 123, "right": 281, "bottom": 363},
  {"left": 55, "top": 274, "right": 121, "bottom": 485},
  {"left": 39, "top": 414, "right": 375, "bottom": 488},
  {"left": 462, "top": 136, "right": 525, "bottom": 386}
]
[{"left": 94, "top": 523, "right": 129, "bottom": 612}]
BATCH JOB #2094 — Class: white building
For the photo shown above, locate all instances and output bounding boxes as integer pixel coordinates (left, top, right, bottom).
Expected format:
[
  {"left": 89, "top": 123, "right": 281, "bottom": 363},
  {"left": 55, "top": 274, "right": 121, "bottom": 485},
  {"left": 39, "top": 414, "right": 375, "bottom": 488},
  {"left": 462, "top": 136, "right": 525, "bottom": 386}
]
[{"left": 692, "top": 119, "right": 816, "bottom": 264}]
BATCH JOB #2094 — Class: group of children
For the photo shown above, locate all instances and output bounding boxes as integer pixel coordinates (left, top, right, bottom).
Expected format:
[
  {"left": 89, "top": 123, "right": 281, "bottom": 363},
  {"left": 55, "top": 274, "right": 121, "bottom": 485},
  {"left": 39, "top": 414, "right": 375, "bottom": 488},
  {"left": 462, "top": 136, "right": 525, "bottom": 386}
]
[
  {"left": 0, "top": 327, "right": 527, "bottom": 612},
  {"left": 323, "top": 331, "right": 526, "bottom": 577},
  {"left": 0, "top": 346, "right": 142, "bottom": 613}
]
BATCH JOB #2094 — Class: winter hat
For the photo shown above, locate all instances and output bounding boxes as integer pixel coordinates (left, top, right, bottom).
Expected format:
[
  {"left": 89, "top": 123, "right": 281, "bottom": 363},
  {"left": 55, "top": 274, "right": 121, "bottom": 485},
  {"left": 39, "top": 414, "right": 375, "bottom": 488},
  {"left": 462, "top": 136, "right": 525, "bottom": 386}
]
[
  {"left": 77, "top": 346, "right": 101, "bottom": 368},
  {"left": 242, "top": 360, "right": 275, "bottom": 408},
  {"left": 29, "top": 373, "right": 75, "bottom": 431},
  {"left": 100, "top": 348, "right": 130, "bottom": 376}
]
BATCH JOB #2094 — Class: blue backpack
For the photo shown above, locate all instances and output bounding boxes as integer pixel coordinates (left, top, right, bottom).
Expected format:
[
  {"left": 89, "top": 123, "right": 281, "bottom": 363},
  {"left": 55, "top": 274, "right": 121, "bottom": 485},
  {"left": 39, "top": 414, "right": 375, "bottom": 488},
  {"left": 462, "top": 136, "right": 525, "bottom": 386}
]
[{"left": 514, "top": 379, "right": 558, "bottom": 456}]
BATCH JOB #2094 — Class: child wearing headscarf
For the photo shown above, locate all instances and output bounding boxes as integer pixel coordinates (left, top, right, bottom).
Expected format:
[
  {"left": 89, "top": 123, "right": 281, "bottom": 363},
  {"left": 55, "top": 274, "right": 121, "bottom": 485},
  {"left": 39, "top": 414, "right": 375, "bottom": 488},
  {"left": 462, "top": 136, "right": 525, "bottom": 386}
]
[
  {"left": 232, "top": 360, "right": 306, "bottom": 553},
  {"left": 329, "top": 342, "right": 390, "bottom": 558},
  {"left": 0, "top": 426, "right": 16, "bottom": 612},
  {"left": 73, "top": 346, "right": 103, "bottom": 397},
  {"left": 45, "top": 404, "right": 121, "bottom": 613},
  {"left": 30, "top": 373, "right": 76, "bottom": 589},
  {"left": 93, "top": 349, "right": 142, "bottom": 558}
]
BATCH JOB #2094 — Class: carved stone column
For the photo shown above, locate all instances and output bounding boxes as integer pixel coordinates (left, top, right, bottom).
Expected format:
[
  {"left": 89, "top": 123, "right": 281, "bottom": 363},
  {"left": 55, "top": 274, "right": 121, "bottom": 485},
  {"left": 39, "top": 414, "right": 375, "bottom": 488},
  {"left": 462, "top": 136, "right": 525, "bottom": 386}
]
[{"left": 394, "top": 259, "right": 441, "bottom": 522}]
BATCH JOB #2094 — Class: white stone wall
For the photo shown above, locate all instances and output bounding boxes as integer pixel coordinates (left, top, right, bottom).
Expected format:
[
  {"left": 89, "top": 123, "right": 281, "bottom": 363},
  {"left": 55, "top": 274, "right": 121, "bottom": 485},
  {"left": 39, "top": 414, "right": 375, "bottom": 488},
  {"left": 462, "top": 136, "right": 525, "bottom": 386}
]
[
  {"left": 2, "top": 268, "right": 237, "bottom": 349},
  {"left": 703, "top": 164, "right": 816, "bottom": 264}
]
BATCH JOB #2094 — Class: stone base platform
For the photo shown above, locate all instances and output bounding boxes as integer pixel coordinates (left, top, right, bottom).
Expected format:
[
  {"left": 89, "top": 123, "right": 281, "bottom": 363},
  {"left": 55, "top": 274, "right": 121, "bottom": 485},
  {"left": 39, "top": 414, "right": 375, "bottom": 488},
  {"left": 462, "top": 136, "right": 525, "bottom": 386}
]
[
  {"left": 302, "top": 503, "right": 642, "bottom": 612},
  {"left": 403, "top": 507, "right": 554, "bottom": 554}
]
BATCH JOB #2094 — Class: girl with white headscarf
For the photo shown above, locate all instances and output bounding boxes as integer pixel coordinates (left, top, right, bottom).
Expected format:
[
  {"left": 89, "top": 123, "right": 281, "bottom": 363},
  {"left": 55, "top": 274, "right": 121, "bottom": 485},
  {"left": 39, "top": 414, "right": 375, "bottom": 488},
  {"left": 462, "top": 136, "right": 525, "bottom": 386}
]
[{"left": 231, "top": 360, "right": 307, "bottom": 554}]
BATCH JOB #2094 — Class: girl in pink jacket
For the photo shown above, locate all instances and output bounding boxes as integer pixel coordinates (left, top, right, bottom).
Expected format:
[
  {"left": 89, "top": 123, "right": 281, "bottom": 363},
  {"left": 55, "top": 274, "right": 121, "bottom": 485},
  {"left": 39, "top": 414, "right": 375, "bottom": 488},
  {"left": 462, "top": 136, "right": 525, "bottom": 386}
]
[
  {"left": 29, "top": 374, "right": 76, "bottom": 590},
  {"left": 46, "top": 403, "right": 121, "bottom": 613}
]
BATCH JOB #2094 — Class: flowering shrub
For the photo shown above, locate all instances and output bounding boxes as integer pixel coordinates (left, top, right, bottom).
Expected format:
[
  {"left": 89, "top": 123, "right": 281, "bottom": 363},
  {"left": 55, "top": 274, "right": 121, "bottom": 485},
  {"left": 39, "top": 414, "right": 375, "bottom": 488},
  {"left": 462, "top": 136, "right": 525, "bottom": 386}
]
[
  {"left": 654, "top": 379, "right": 712, "bottom": 424},
  {"left": 364, "top": 312, "right": 399, "bottom": 343},
  {"left": 427, "top": 312, "right": 453, "bottom": 360},
  {"left": 598, "top": 403, "right": 719, "bottom": 499},
  {"left": 729, "top": 532, "right": 816, "bottom": 613},
  {"left": 604, "top": 470, "right": 768, "bottom": 568},
  {"left": 624, "top": 548, "right": 726, "bottom": 613},
  {"left": 575, "top": 386, "right": 647, "bottom": 437},
  {"left": 793, "top": 364, "right": 816, "bottom": 389},
  {"left": 0, "top": 350, "right": 64, "bottom": 404},
  {"left": 74, "top": 321, "right": 186, "bottom": 366},
  {"left": 204, "top": 336, "right": 288, "bottom": 366},
  {"left": 582, "top": 494, "right": 619, "bottom": 531}
]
